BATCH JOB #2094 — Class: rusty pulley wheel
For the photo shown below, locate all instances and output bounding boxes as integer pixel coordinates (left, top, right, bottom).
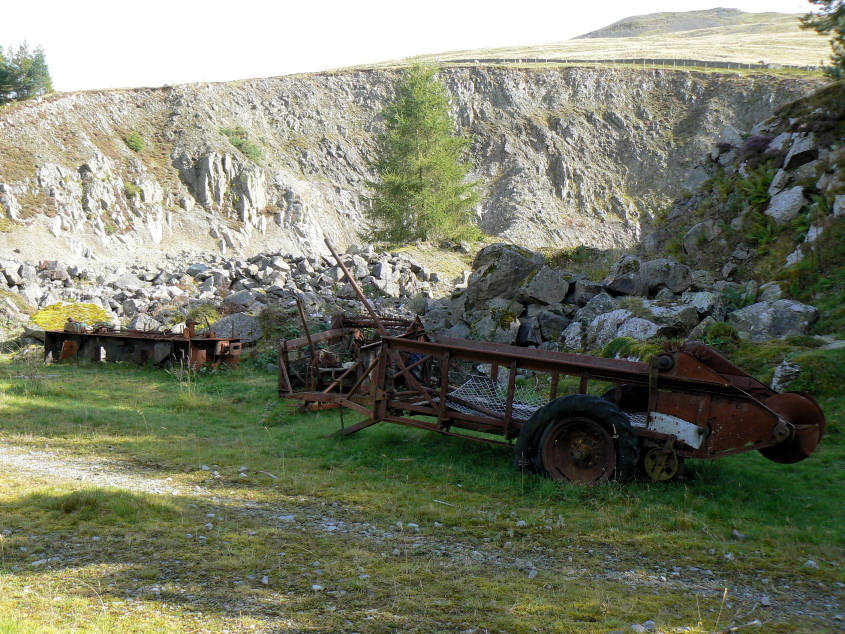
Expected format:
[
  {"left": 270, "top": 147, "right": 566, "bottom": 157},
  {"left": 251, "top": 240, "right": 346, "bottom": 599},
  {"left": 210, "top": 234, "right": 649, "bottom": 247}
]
[
  {"left": 539, "top": 416, "right": 616, "bottom": 483},
  {"left": 643, "top": 447, "right": 681, "bottom": 482},
  {"left": 759, "top": 392, "right": 826, "bottom": 464}
]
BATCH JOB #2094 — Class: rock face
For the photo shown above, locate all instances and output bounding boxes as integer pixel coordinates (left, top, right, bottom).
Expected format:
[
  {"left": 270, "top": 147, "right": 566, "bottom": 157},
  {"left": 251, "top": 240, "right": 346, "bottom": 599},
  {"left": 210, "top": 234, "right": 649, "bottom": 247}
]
[{"left": 0, "top": 68, "right": 821, "bottom": 265}]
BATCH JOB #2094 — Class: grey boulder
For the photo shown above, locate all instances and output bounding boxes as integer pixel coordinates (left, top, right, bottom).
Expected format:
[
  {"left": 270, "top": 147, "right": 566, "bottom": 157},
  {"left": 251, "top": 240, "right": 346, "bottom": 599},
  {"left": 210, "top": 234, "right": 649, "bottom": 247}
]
[
  {"left": 728, "top": 299, "right": 818, "bottom": 342},
  {"left": 466, "top": 244, "right": 544, "bottom": 305},
  {"left": 765, "top": 186, "right": 806, "bottom": 225},
  {"left": 206, "top": 312, "right": 263, "bottom": 342},
  {"left": 518, "top": 266, "right": 569, "bottom": 305}
]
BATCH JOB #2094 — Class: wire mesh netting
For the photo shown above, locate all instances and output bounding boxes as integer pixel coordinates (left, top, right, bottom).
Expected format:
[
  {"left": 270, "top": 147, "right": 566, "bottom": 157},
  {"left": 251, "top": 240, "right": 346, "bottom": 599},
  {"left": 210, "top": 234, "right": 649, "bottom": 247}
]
[
  {"left": 427, "top": 359, "right": 554, "bottom": 422},
  {"left": 444, "top": 375, "right": 548, "bottom": 421}
]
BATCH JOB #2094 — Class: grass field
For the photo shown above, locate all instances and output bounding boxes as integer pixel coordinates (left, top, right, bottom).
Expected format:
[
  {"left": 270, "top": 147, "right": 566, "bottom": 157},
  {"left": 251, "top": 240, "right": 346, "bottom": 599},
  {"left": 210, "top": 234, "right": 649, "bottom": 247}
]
[{"left": 0, "top": 353, "right": 842, "bottom": 632}]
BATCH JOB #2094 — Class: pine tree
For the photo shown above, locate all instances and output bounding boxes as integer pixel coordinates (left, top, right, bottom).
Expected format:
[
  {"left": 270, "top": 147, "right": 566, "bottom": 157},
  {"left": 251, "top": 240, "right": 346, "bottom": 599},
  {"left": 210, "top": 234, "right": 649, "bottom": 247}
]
[
  {"left": 801, "top": 0, "right": 845, "bottom": 79},
  {"left": 367, "top": 65, "right": 479, "bottom": 244},
  {"left": 0, "top": 43, "right": 53, "bottom": 104}
]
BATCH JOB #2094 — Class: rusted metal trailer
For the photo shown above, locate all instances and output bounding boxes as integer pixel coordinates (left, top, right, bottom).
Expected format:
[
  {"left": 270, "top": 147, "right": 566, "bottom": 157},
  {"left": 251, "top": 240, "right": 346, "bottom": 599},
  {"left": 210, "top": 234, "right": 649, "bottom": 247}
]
[
  {"left": 278, "top": 240, "right": 825, "bottom": 483},
  {"left": 44, "top": 321, "right": 243, "bottom": 368}
]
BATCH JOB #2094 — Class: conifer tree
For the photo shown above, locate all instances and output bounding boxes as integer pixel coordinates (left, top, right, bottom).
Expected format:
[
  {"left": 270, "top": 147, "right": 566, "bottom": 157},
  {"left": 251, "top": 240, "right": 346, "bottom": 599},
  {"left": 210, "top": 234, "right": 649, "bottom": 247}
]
[
  {"left": 801, "top": 0, "right": 845, "bottom": 79},
  {"left": 0, "top": 43, "right": 52, "bottom": 104},
  {"left": 367, "top": 65, "right": 479, "bottom": 244}
]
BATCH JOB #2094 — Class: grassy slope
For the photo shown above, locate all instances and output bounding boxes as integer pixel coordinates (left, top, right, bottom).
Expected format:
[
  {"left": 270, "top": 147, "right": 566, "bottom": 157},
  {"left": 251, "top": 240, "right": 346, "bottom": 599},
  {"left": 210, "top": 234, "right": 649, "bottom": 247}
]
[
  {"left": 0, "top": 357, "right": 842, "bottom": 632},
  {"left": 371, "top": 11, "right": 829, "bottom": 69}
]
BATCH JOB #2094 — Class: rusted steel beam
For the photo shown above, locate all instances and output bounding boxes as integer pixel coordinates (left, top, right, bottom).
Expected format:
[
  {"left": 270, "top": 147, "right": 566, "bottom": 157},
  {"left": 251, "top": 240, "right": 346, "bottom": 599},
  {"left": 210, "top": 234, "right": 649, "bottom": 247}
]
[
  {"left": 380, "top": 415, "right": 512, "bottom": 447},
  {"left": 45, "top": 328, "right": 242, "bottom": 368},
  {"left": 324, "top": 238, "right": 388, "bottom": 337},
  {"left": 321, "top": 359, "right": 362, "bottom": 394},
  {"left": 283, "top": 328, "right": 351, "bottom": 351}
]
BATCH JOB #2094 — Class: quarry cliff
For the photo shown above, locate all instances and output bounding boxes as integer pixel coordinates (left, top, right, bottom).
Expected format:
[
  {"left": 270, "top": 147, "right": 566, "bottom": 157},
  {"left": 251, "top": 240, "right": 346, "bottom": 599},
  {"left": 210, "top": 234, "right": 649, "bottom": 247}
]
[{"left": 0, "top": 67, "right": 823, "bottom": 263}]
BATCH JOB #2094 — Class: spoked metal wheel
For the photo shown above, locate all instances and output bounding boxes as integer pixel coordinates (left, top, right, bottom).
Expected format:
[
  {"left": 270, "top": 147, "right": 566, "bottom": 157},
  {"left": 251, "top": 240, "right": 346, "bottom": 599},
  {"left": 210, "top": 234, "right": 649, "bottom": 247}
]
[
  {"left": 539, "top": 416, "right": 616, "bottom": 483},
  {"left": 643, "top": 447, "right": 681, "bottom": 481}
]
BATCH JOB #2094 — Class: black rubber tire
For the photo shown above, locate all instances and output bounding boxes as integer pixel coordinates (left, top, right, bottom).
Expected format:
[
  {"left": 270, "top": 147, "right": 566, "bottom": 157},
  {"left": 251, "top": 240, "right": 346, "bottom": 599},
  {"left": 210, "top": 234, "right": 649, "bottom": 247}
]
[{"left": 514, "top": 394, "right": 640, "bottom": 482}]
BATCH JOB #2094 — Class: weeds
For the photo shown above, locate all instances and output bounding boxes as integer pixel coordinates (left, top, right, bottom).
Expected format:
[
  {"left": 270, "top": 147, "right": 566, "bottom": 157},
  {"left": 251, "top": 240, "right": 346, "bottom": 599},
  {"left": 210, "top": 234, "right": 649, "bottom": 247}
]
[
  {"left": 123, "top": 181, "right": 140, "bottom": 199},
  {"left": 124, "top": 131, "right": 144, "bottom": 153},
  {"left": 722, "top": 285, "right": 757, "bottom": 310},
  {"left": 220, "top": 126, "right": 262, "bottom": 162},
  {"left": 165, "top": 355, "right": 197, "bottom": 397},
  {"left": 600, "top": 336, "right": 663, "bottom": 361}
]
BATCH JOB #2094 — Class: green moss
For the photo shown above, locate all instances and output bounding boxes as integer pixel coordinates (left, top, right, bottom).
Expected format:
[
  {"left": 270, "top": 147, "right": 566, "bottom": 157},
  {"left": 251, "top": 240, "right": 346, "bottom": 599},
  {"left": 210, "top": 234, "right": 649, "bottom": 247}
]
[
  {"left": 124, "top": 131, "right": 144, "bottom": 153},
  {"left": 702, "top": 321, "right": 740, "bottom": 350},
  {"left": 31, "top": 302, "right": 110, "bottom": 330},
  {"left": 186, "top": 304, "right": 221, "bottom": 327}
]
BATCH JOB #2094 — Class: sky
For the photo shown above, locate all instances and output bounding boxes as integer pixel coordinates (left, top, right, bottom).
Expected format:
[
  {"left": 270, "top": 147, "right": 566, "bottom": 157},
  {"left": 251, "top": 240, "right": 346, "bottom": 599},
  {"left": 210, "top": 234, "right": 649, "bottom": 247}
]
[{"left": 1, "top": 1, "right": 815, "bottom": 92}]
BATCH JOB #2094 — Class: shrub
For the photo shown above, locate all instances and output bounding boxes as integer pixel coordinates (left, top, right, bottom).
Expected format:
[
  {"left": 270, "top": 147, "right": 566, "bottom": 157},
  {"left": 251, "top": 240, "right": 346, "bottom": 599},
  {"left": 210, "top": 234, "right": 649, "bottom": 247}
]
[
  {"left": 702, "top": 321, "right": 739, "bottom": 352},
  {"left": 124, "top": 131, "right": 144, "bottom": 152},
  {"left": 123, "top": 182, "right": 140, "bottom": 199},
  {"left": 186, "top": 304, "right": 221, "bottom": 327},
  {"left": 220, "top": 126, "right": 262, "bottom": 162},
  {"left": 737, "top": 135, "right": 773, "bottom": 163}
]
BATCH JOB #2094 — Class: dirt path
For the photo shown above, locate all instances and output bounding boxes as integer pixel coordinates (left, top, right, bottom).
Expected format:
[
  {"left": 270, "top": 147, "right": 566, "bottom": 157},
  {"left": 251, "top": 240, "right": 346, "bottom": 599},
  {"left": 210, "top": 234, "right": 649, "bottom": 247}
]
[{"left": 1, "top": 444, "right": 842, "bottom": 630}]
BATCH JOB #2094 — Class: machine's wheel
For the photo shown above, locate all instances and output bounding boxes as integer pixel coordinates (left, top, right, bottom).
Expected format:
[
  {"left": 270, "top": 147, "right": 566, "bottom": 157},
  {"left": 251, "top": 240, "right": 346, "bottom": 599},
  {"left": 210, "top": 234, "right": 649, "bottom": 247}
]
[
  {"left": 758, "top": 392, "right": 826, "bottom": 464},
  {"left": 643, "top": 447, "right": 681, "bottom": 481},
  {"left": 514, "top": 395, "right": 639, "bottom": 483},
  {"left": 539, "top": 416, "right": 616, "bottom": 482}
]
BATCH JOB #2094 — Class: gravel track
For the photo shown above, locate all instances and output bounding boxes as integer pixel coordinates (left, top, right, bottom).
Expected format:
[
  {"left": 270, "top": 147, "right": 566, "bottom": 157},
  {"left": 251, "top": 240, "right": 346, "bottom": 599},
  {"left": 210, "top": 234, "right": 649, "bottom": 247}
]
[{"left": 1, "top": 443, "right": 842, "bottom": 630}]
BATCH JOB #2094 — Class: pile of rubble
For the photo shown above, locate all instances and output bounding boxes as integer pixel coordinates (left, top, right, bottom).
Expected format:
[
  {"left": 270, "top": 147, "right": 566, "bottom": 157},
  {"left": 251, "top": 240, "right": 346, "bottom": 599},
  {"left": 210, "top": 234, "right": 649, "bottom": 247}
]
[
  {"left": 0, "top": 245, "right": 453, "bottom": 345},
  {"left": 418, "top": 244, "right": 819, "bottom": 351}
]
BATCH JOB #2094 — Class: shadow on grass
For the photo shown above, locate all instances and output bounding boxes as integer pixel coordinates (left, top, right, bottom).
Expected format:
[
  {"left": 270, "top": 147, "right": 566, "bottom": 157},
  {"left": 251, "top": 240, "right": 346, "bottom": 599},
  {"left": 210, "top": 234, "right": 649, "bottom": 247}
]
[{"left": 0, "top": 486, "right": 378, "bottom": 627}]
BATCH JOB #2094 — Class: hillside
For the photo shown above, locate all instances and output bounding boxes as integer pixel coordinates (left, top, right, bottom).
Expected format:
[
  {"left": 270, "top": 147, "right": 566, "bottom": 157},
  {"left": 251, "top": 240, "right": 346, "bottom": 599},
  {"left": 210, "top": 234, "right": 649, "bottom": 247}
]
[
  {"left": 575, "top": 8, "right": 791, "bottom": 39},
  {"left": 0, "top": 68, "right": 823, "bottom": 267},
  {"left": 391, "top": 9, "right": 828, "bottom": 69}
]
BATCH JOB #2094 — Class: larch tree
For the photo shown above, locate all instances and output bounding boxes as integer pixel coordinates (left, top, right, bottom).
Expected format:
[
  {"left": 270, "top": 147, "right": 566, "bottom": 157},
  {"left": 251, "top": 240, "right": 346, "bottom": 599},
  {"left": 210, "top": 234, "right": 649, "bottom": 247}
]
[{"left": 367, "top": 65, "right": 479, "bottom": 244}]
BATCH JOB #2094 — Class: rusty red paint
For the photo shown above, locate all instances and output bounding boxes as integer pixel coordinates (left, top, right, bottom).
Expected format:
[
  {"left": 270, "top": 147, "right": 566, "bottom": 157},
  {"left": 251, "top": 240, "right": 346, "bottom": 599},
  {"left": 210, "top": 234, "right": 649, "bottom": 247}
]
[
  {"left": 275, "top": 238, "right": 825, "bottom": 482},
  {"left": 44, "top": 323, "right": 242, "bottom": 368}
]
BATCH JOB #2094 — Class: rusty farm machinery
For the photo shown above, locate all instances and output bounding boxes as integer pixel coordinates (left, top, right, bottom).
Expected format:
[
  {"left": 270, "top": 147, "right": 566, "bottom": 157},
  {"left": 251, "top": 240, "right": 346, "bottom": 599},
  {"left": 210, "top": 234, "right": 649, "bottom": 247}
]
[
  {"left": 44, "top": 320, "right": 243, "bottom": 368},
  {"left": 277, "top": 239, "right": 826, "bottom": 484}
]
